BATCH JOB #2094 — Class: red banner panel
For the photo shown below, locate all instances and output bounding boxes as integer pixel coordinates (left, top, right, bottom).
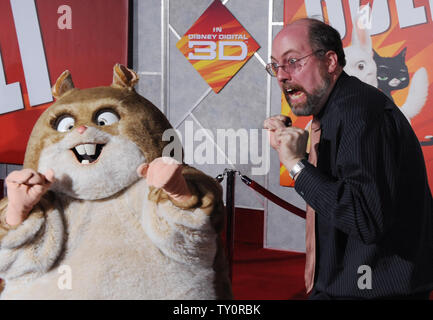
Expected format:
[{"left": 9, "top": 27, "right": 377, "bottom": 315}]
[{"left": 0, "top": 0, "right": 129, "bottom": 164}]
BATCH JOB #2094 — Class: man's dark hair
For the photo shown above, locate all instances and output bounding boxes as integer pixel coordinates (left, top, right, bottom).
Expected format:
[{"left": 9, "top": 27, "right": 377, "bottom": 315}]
[{"left": 298, "top": 18, "right": 346, "bottom": 67}]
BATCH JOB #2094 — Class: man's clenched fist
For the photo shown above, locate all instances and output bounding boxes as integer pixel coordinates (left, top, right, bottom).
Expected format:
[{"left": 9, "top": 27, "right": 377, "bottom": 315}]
[{"left": 264, "top": 114, "right": 308, "bottom": 176}]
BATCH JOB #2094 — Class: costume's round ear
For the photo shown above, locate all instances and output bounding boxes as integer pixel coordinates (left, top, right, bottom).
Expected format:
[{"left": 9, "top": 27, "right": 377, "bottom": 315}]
[
  {"left": 52, "top": 70, "right": 75, "bottom": 100},
  {"left": 112, "top": 63, "right": 139, "bottom": 89}
]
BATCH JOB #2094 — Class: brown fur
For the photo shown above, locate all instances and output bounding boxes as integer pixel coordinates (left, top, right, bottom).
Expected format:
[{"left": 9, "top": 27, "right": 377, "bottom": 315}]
[{"left": 0, "top": 64, "right": 232, "bottom": 299}]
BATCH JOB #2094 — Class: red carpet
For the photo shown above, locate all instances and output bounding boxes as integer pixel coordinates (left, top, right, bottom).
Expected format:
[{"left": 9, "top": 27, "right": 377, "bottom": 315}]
[
  {"left": 228, "top": 207, "right": 308, "bottom": 300},
  {"left": 232, "top": 241, "right": 308, "bottom": 300}
]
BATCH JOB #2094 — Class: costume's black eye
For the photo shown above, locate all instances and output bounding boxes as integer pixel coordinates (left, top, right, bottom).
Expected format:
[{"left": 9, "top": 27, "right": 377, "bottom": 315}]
[
  {"left": 55, "top": 115, "right": 75, "bottom": 132},
  {"left": 95, "top": 110, "right": 119, "bottom": 126},
  {"left": 357, "top": 62, "right": 365, "bottom": 71}
]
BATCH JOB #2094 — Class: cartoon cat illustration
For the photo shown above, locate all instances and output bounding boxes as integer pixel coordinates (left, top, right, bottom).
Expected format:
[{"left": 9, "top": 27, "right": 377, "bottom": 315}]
[
  {"left": 374, "top": 48, "right": 409, "bottom": 100},
  {"left": 344, "top": 14, "right": 428, "bottom": 123},
  {"left": 0, "top": 64, "right": 232, "bottom": 299}
]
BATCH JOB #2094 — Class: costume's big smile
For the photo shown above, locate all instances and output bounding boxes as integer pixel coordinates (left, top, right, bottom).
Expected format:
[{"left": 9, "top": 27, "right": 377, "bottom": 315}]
[{"left": 71, "top": 143, "right": 105, "bottom": 164}]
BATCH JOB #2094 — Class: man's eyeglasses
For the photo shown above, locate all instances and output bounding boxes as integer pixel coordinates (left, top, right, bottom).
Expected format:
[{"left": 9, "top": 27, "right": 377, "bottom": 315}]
[{"left": 266, "top": 49, "right": 325, "bottom": 77}]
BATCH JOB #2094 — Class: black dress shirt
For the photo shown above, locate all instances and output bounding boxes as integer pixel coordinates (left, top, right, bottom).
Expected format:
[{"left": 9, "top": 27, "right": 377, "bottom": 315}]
[{"left": 295, "top": 71, "right": 433, "bottom": 299}]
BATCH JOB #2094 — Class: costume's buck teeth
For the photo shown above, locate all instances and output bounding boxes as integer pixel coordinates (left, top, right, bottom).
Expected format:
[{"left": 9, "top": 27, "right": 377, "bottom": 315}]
[
  {"left": 81, "top": 160, "right": 90, "bottom": 164},
  {"left": 75, "top": 144, "right": 86, "bottom": 155},
  {"left": 84, "top": 144, "right": 96, "bottom": 156},
  {"left": 74, "top": 143, "right": 96, "bottom": 156}
]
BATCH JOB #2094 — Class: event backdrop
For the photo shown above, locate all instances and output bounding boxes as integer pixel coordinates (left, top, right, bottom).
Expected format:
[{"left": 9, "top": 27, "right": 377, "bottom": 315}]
[
  {"left": 281, "top": 0, "right": 433, "bottom": 192},
  {"left": 0, "top": 0, "right": 129, "bottom": 164},
  {"left": 176, "top": 0, "right": 260, "bottom": 93}
]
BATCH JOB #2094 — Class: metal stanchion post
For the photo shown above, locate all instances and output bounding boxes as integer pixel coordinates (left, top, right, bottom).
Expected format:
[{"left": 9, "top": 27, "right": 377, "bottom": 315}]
[
  {"left": 216, "top": 167, "right": 307, "bottom": 284},
  {"left": 225, "top": 169, "right": 236, "bottom": 282}
]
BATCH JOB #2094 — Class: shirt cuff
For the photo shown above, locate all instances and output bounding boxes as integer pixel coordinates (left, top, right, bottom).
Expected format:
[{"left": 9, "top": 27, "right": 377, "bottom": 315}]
[{"left": 294, "top": 161, "right": 323, "bottom": 206}]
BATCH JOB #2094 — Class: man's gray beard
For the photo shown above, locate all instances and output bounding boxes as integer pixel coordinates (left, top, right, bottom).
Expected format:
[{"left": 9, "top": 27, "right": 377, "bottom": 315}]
[{"left": 288, "top": 75, "right": 331, "bottom": 116}]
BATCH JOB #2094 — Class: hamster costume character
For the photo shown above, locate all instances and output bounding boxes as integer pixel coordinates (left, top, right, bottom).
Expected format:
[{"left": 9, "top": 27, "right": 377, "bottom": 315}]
[{"left": 0, "top": 64, "right": 232, "bottom": 299}]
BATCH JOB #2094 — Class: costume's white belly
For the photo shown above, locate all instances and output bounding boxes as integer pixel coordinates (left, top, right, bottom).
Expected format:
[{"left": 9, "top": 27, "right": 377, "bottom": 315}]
[{"left": 1, "top": 181, "right": 216, "bottom": 299}]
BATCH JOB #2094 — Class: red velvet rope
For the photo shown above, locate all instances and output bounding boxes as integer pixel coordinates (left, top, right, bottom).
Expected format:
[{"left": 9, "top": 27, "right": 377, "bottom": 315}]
[{"left": 239, "top": 175, "right": 306, "bottom": 219}]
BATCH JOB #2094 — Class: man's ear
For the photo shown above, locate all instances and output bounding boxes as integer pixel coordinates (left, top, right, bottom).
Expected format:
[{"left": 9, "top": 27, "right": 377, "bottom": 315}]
[
  {"left": 325, "top": 51, "right": 339, "bottom": 73},
  {"left": 52, "top": 70, "right": 75, "bottom": 100},
  {"left": 112, "top": 63, "right": 139, "bottom": 89}
]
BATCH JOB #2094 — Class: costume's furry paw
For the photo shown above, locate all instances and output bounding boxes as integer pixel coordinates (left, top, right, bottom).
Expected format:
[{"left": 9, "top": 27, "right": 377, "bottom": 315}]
[
  {"left": 137, "top": 157, "right": 192, "bottom": 202},
  {"left": 5, "top": 169, "right": 55, "bottom": 226}
]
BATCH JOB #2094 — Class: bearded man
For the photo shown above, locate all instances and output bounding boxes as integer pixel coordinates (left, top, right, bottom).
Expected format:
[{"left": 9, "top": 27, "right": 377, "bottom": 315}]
[{"left": 264, "top": 18, "right": 433, "bottom": 300}]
